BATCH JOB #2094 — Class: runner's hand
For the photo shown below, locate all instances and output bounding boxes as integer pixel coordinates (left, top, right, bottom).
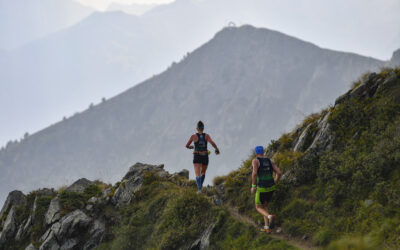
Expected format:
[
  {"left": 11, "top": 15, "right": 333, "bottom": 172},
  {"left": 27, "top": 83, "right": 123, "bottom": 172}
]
[
  {"left": 188, "top": 145, "right": 194, "bottom": 149},
  {"left": 215, "top": 148, "right": 220, "bottom": 155},
  {"left": 251, "top": 187, "right": 256, "bottom": 194}
]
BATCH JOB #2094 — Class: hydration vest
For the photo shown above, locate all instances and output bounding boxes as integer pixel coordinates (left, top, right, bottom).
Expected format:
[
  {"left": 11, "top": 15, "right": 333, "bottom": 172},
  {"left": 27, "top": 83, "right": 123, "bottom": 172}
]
[
  {"left": 256, "top": 157, "right": 275, "bottom": 188},
  {"left": 194, "top": 133, "right": 208, "bottom": 154}
]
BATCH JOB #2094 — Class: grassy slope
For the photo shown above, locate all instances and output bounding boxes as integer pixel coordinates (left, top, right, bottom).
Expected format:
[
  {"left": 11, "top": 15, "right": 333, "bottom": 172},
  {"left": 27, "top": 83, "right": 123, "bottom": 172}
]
[
  {"left": 215, "top": 68, "right": 400, "bottom": 249},
  {"left": 96, "top": 173, "right": 296, "bottom": 250}
]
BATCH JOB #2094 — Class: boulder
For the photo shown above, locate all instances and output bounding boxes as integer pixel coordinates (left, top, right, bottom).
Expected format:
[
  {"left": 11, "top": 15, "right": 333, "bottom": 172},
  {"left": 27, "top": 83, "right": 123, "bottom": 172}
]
[
  {"left": 45, "top": 197, "right": 60, "bottom": 225},
  {"left": 123, "top": 162, "right": 166, "bottom": 180},
  {"left": 39, "top": 210, "right": 92, "bottom": 250},
  {"left": 176, "top": 169, "right": 190, "bottom": 179},
  {"left": 65, "top": 178, "right": 93, "bottom": 193},
  {"left": 0, "top": 190, "right": 26, "bottom": 219},
  {"left": 112, "top": 163, "right": 167, "bottom": 206},
  {"left": 56, "top": 210, "right": 91, "bottom": 240}
]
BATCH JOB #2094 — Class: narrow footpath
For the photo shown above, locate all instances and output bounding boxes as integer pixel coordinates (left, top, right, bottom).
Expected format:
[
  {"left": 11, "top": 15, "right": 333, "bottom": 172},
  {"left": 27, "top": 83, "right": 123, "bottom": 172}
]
[{"left": 226, "top": 206, "right": 318, "bottom": 250}]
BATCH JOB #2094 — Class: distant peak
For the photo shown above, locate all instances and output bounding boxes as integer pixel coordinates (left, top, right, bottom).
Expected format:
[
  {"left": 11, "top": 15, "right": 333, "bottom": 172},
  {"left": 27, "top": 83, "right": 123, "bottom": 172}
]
[{"left": 390, "top": 48, "right": 400, "bottom": 66}]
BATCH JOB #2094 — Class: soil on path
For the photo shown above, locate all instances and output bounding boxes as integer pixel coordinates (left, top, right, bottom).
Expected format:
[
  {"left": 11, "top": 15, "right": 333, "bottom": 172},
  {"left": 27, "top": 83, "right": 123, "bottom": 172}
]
[{"left": 226, "top": 206, "right": 318, "bottom": 250}]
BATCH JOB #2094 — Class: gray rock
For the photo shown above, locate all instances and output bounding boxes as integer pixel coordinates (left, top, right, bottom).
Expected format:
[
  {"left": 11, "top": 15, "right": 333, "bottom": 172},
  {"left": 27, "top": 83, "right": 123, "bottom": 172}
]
[
  {"left": 87, "top": 197, "right": 99, "bottom": 204},
  {"left": 0, "top": 206, "right": 17, "bottom": 245},
  {"left": 83, "top": 220, "right": 105, "bottom": 250},
  {"left": 39, "top": 230, "right": 60, "bottom": 250},
  {"left": 21, "top": 215, "right": 33, "bottom": 237},
  {"left": 60, "top": 238, "right": 78, "bottom": 250},
  {"left": 55, "top": 210, "right": 91, "bottom": 240},
  {"left": 190, "top": 222, "right": 217, "bottom": 250},
  {"left": 45, "top": 197, "right": 60, "bottom": 225},
  {"left": 123, "top": 162, "right": 165, "bottom": 180},
  {"left": 65, "top": 178, "right": 93, "bottom": 193},
  {"left": 293, "top": 123, "right": 312, "bottom": 152},
  {"left": 176, "top": 169, "right": 190, "bottom": 179},
  {"left": 15, "top": 221, "right": 25, "bottom": 241},
  {"left": 112, "top": 177, "right": 143, "bottom": 206},
  {"left": 101, "top": 188, "right": 112, "bottom": 199},
  {"left": 85, "top": 204, "right": 93, "bottom": 211},
  {"left": 0, "top": 190, "right": 26, "bottom": 219},
  {"left": 112, "top": 163, "right": 167, "bottom": 206},
  {"left": 381, "top": 71, "right": 398, "bottom": 89},
  {"left": 364, "top": 199, "right": 373, "bottom": 207},
  {"left": 310, "top": 111, "right": 332, "bottom": 150},
  {"left": 25, "top": 243, "right": 38, "bottom": 250},
  {"left": 39, "top": 210, "right": 92, "bottom": 250}
]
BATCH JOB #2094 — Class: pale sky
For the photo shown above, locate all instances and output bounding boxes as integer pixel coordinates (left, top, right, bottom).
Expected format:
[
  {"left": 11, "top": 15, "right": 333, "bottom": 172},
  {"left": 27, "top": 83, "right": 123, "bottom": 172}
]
[{"left": 76, "top": 0, "right": 175, "bottom": 10}]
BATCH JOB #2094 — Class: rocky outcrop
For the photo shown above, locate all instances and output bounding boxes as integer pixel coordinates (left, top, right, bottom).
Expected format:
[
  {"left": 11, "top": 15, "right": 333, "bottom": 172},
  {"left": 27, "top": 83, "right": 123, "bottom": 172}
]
[
  {"left": 0, "top": 206, "right": 17, "bottom": 246},
  {"left": 83, "top": 220, "right": 105, "bottom": 250},
  {"left": 309, "top": 111, "right": 332, "bottom": 151},
  {"left": 0, "top": 190, "right": 26, "bottom": 219},
  {"left": 40, "top": 210, "right": 92, "bottom": 250},
  {"left": 174, "top": 169, "right": 190, "bottom": 179},
  {"left": 112, "top": 163, "right": 169, "bottom": 206},
  {"left": 190, "top": 222, "right": 217, "bottom": 250},
  {"left": 45, "top": 197, "right": 61, "bottom": 225},
  {"left": 65, "top": 178, "right": 93, "bottom": 193},
  {"left": 0, "top": 163, "right": 187, "bottom": 249}
]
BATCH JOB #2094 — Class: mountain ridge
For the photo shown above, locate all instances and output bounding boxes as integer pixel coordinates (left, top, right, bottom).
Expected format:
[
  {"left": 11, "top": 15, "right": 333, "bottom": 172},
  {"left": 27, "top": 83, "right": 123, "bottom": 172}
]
[
  {"left": 0, "top": 67, "right": 399, "bottom": 249},
  {"left": 0, "top": 25, "right": 385, "bottom": 206}
]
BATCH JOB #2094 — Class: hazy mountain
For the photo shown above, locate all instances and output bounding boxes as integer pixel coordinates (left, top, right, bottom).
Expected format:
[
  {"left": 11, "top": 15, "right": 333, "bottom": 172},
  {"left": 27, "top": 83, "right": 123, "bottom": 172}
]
[
  {"left": 389, "top": 49, "right": 400, "bottom": 67},
  {"left": 2, "top": 0, "right": 400, "bottom": 147},
  {"left": 106, "top": 2, "right": 158, "bottom": 15},
  {"left": 0, "top": 25, "right": 384, "bottom": 204},
  {"left": 0, "top": 0, "right": 94, "bottom": 50}
]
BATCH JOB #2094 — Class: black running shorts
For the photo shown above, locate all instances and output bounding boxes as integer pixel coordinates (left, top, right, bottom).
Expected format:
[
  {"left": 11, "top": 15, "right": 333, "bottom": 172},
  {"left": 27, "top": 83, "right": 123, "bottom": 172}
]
[
  {"left": 255, "top": 191, "right": 274, "bottom": 205},
  {"left": 193, "top": 154, "right": 209, "bottom": 165}
]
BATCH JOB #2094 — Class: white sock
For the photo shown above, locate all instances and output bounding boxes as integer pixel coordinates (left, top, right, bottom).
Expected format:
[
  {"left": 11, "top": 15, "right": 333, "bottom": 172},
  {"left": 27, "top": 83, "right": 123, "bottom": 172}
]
[{"left": 264, "top": 225, "right": 269, "bottom": 229}]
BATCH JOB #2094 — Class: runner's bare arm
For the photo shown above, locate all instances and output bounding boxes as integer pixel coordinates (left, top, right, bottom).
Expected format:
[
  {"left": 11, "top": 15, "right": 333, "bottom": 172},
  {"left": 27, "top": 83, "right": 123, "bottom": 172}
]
[
  {"left": 206, "top": 134, "right": 218, "bottom": 149},
  {"left": 252, "top": 158, "right": 258, "bottom": 186},
  {"left": 272, "top": 162, "right": 282, "bottom": 183},
  {"left": 185, "top": 135, "right": 194, "bottom": 149}
]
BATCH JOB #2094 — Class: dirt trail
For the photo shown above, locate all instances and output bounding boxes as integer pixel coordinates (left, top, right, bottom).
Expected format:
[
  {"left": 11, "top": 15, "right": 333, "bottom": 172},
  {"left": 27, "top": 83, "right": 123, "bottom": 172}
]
[{"left": 226, "top": 206, "right": 318, "bottom": 250}]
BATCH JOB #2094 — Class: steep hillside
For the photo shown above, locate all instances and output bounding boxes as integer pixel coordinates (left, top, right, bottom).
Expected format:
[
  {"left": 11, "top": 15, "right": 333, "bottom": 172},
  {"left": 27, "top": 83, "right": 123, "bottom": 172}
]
[
  {"left": 0, "top": 163, "right": 295, "bottom": 250},
  {"left": 1, "top": 68, "right": 399, "bottom": 249},
  {"left": 0, "top": 25, "right": 384, "bottom": 205},
  {"left": 216, "top": 68, "right": 400, "bottom": 248},
  {"left": 3, "top": 0, "right": 400, "bottom": 148}
]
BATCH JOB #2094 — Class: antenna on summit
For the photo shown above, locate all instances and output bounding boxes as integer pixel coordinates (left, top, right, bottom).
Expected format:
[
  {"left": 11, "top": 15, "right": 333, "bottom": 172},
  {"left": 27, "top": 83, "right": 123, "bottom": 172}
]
[{"left": 228, "top": 21, "right": 236, "bottom": 28}]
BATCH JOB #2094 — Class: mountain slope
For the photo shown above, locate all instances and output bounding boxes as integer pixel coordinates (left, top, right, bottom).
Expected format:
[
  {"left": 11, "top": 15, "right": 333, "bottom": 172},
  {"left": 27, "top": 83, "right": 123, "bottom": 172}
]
[
  {"left": 0, "top": 25, "right": 384, "bottom": 204},
  {"left": 0, "top": 0, "right": 93, "bottom": 50},
  {"left": 218, "top": 68, "right": 400, "bottom": 248},
  {"left": 1, "top": 68, "right": 399, "bottom": 249},
  {"left": 0, "top": 163, "right": 296, "bottom": 249},
  {"left": 3, "top": 0, "right": 400, "bottom": 147}
]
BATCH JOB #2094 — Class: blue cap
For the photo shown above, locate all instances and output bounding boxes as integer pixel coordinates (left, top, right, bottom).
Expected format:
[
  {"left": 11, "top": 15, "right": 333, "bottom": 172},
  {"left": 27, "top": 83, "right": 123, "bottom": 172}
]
[{"left": 255, "top": 146, "right": 264, "bottom": 155}]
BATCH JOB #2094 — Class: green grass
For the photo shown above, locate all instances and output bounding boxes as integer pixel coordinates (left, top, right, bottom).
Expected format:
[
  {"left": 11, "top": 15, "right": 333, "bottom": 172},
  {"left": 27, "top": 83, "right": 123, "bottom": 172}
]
[{"left": 215, "top": 68, "right": 400, "bottom": 247}]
